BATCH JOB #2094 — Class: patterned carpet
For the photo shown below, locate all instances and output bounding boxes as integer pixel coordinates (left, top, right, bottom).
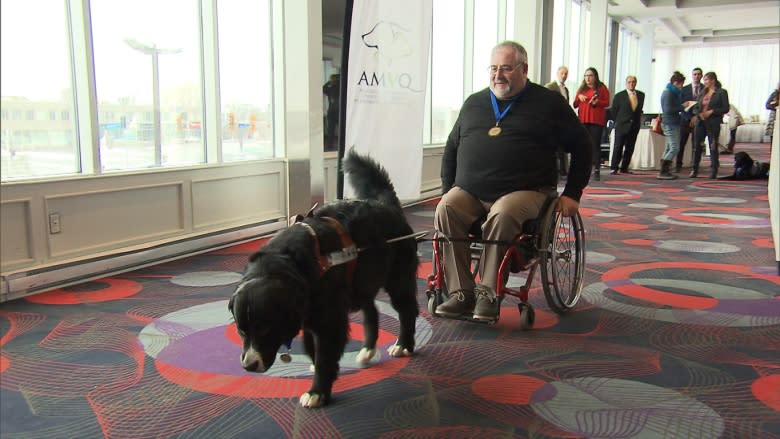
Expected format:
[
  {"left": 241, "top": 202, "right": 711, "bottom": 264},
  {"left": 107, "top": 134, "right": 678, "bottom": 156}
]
[{"left": 1, "top": 143, "right": 778, "bottom": 438}]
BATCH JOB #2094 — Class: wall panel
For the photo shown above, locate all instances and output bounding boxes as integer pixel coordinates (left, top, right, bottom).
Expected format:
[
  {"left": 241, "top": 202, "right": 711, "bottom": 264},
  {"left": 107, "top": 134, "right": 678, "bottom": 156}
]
[
  {"left": 192, "top": 171, "right": 285, "bottom": 229},
  {"left": 46, "top": 184, "right": 185, "bottom": 258},
  {"left": 0, "top": 199, "right": 33, "bottom": 267}
]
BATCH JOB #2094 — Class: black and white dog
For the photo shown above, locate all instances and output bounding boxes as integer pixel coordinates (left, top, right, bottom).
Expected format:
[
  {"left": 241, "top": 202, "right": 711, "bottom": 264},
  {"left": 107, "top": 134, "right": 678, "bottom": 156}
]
[
  {"left": 720, "top": 151, "right": 770, "bottom": 180},
  {"left": 228, "top": 149, "right": 419, "bottom": 408}
]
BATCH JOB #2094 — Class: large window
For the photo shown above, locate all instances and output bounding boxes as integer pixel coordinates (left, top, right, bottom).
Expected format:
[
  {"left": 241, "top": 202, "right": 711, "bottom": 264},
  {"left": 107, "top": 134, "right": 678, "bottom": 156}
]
[
  {"left": 218, "top": 0, "right": 274, "bottom": 161},
  {"left": 472, "top": 0, "right": 500, "bottom": 93},
  {"left": 1, "top": 0, "right": 78, "bottom": 180},
  {"left": 549, "top": 0, "right": 567, "bottom": 83},
  {"left": 1, "top": 0, "right": 275, "bottom": 182},
  {"left": 92, "top": 0, "right": 205, "bottom": 171},
  {"left": 429, "top": 0, "right": 465, "bottom": 144}
]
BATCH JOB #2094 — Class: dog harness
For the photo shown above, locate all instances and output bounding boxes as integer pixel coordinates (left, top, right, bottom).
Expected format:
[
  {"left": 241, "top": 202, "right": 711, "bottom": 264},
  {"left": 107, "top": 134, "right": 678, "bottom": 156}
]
[{"left": 295, "top": 217, "right": 358, "bottom": 281}]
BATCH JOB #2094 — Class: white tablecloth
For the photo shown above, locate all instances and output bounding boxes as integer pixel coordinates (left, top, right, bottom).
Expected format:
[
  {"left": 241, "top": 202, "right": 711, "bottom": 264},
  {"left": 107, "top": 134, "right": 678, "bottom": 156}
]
[
  {"left": 718, "top": 122, "right": 765, "bottom": 144},
  {"left": 610, "top": 128, "right": 692, "bottom": 170},
  {"left": 736, "top": 123, "right": 766, "bottom": 143}
]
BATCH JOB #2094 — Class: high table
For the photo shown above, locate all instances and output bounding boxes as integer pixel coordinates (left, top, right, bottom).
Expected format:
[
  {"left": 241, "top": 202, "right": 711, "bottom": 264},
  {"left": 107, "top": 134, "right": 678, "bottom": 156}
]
[
  {"left": 610, "top": 128, "right": 692, "bottom": 171},
  {"left": 610, "top": 122, "right": 767, "bottom": 171},
  {"left": 736, "top": 123, "right": 767, "bottom": 143}
]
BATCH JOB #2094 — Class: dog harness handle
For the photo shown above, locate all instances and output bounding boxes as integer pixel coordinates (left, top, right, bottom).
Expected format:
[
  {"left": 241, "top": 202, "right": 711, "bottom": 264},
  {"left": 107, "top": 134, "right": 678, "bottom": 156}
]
[{"left": 295, "top": 217, "right": 357, "bottom": 282}]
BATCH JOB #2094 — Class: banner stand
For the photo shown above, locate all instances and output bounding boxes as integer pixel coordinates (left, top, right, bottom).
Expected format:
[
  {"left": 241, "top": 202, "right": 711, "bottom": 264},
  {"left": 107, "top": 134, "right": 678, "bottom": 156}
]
[{"left": 336, "top": 0, "right": 354, "bottom": 200}]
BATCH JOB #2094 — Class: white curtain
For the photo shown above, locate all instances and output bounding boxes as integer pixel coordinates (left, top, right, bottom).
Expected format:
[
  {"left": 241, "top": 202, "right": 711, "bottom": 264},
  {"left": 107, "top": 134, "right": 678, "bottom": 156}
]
[{"left": 650, "top": 43, "right": 779, "bottom": 122}]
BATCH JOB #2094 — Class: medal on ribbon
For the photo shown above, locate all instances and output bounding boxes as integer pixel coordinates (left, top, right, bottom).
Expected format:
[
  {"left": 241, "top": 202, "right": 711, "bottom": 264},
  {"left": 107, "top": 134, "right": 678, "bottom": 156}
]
[{"left": 489, "top": 89, "right": 522, "bottom": 137}]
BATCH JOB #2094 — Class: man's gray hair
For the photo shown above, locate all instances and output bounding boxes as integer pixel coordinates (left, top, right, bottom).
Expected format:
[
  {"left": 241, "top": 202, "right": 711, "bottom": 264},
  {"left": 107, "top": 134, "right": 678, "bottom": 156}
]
[{"left": 492, "top": 41, "right": 528, "bottom": 66}]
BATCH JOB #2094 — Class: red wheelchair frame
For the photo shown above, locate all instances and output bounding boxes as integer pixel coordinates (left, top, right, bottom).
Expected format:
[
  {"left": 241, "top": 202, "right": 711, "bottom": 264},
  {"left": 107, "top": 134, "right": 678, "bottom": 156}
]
[{"left": 425, "top": 194, "right": 586, "bottom": 329}]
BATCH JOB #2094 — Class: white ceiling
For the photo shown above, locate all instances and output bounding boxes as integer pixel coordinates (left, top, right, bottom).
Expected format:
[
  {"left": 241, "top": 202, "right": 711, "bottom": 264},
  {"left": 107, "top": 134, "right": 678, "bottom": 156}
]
[
  {"left": 322, "top": 0, "right": 780, "bottom": 48},
  {"left": 609, "top": 0, "right": 780, "bottom": 47}
]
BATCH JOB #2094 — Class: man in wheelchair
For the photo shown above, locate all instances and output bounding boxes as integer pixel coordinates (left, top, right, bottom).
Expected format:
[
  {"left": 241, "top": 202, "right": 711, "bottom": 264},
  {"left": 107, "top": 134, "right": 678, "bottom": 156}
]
[{"left": 434, "top": 41, "right": 593, "bottom": 322}]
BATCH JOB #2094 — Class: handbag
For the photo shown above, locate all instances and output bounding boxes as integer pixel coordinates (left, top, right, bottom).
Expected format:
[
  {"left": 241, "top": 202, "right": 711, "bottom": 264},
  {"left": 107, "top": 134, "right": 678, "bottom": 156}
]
[{"left": 651, "top": 115, "right": 663, "bottom": 135}]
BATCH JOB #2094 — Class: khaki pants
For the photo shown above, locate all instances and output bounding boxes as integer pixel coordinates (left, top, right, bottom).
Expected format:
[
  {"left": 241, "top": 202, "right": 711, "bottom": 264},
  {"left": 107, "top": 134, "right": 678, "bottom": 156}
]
[{"left": 434, "top": 187, "right": 551, "bottom": 293}]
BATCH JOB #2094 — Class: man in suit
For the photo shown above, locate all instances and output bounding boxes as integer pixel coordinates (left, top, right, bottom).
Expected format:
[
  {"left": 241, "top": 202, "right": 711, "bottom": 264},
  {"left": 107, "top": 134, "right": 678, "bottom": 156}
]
[
  {"left": 676, "top": 67, "right": 703, "bottom": 172},
  {"left": 545, "top": 66, "right": 570, "bottom": 175},
  {"left": 609, "top": 75, "right": 645, "bottom": 174},
  {"left": 545, "top": 66, "right": 570, "bottom": 103}
]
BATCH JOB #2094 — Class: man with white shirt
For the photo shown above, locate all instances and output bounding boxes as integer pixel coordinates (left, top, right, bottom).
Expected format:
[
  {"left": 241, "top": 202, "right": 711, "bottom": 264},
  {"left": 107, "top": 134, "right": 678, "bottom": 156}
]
[
  {"left": 546, "top": 66, "right": 571, "bottom": 175},
  {"left": 676, "top": 67, "right": 703, "bottom": 172}
]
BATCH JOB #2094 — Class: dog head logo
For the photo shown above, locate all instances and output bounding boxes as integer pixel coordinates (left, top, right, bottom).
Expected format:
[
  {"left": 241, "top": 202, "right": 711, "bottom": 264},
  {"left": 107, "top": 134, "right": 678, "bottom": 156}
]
[{"left": 361, "top": 21, "right": 412, "bottom": 68}]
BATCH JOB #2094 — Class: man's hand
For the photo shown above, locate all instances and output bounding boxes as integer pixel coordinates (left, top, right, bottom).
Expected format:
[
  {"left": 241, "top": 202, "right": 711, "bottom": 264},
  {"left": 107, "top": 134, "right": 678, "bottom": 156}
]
[{"left": 556, "top": 195, "right": 580, "bottom": 217}]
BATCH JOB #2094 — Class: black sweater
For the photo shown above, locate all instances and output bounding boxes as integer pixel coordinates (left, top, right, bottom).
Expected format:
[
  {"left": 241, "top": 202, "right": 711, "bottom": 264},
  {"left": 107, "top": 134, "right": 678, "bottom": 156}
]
[{"left": 441, "top": 83, "right": 593, "bottom": 202}]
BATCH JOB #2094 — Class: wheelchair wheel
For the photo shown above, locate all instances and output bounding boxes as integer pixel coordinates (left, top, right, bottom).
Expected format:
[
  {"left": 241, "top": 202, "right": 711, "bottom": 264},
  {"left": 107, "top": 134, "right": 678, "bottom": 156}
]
[
  {"left": 538, "top": 202, "right": 586, "bottom": 314},
  {"left": 518, "top": 303, "right": 535, "bottom": 330},
  {"left": 427, "top": 289, "right": 444, "bottom": 315}
]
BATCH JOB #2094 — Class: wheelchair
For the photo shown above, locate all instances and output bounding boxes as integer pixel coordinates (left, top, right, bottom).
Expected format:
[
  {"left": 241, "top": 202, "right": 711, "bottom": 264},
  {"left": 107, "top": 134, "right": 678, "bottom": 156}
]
[{"left": 425, "top": 193, "right": 585, "bottom": 330}]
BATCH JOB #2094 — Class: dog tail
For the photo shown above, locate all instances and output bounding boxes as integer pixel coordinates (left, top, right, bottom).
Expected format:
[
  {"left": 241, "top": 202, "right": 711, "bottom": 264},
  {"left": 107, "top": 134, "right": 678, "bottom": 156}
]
[{"left": 342, "top": 148, "right": 401, "bottom": 208}]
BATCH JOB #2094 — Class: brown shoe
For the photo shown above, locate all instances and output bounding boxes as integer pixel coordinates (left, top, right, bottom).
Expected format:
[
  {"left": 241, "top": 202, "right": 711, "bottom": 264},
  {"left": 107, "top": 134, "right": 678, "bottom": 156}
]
[
  {"left": 472, "top": 285, "right": 500, "bottom": 322},
  {"left": 435, "top": 289, "right": 475, "bottom": 318}
]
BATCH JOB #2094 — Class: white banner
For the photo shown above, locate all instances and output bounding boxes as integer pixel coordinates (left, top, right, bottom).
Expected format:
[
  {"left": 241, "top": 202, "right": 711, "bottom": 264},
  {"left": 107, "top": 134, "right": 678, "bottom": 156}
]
[{"left": 343, "top": 0, "right": 432, "bottom": 200}]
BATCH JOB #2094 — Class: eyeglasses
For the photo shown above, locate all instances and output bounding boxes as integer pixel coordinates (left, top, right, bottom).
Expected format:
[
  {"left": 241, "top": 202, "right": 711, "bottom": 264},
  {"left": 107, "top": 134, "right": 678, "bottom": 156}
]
[{"left": 487, "top": 64, "right": 521, "bottom": 74}]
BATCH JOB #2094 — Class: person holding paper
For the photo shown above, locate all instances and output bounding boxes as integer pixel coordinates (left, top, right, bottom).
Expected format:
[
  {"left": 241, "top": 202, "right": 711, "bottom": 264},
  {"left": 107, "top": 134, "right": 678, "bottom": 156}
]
[
  {"left": 659, "top": 71, "right": 696, "bottom": 180},
  {"left": 766, "top": 82, "right": 779, "bottom": 147},
  {"left": 676, "top": 67, "right": 703, "bottom": 173}
]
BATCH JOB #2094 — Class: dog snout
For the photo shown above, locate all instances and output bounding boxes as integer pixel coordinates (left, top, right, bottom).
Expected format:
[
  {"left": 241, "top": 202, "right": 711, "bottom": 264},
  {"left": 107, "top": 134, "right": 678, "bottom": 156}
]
[{"left": 241, "top": 349, "right": 266, "bottom": 372}]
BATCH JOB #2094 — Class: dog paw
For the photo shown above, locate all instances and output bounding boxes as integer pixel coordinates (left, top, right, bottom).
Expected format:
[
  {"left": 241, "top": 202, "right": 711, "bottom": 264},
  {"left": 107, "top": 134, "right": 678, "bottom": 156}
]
[
  {"left": 299, "top": 392, "right": 326, "bottom": 408},
  {"left": 355, "top": 347, "right": 376, "bottom": 365},
  {"left": 387, "top": 344, "right": 413, "bottom": 358}
]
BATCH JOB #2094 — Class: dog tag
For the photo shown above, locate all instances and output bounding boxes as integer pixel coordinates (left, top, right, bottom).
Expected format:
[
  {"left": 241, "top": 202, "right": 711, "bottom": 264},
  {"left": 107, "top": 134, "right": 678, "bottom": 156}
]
[{"left": 280, "top": 340, "right": 293, "bottom": 362}]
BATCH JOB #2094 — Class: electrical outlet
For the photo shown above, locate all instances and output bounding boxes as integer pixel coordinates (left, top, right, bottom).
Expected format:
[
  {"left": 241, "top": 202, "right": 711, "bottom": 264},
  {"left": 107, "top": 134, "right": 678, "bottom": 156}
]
[{"left": 49, "top": 213, "right": 61, "bottom": 234}]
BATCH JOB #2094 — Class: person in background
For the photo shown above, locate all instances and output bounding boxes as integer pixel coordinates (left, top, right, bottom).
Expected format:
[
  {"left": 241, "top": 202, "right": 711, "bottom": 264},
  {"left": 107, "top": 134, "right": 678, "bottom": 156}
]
[
  {"left": 676, "top": 67, "right": 703, "bottom": 173},
  {"left": 609, "top": 75, "right": 645, "bottom": 175},
  {"left": 658, "top": 71, "right": 691, "bottom": 180},
  {"left": 545, "top": 66, "right": 571, "bottom": 176},
  {"left": 573, "top": 67, "right": 610, "bottom": 181},
  {"left": 766, "top": 82, "right": 779, "bottom": 147},
  {"left": 434, "top": 41, "right": 592, "bottom": 323},
  {"left": 691, "top": 72, "right": 730, "bottom": 179},
  {"left": 724, "top": 104, "right": 744, "bottom": 154},
  {"left": 323, "top": 74, "right": 341, "bottom": 151}
]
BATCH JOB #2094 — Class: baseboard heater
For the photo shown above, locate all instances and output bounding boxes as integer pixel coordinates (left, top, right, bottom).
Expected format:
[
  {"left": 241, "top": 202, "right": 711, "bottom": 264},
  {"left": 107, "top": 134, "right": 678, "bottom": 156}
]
[{"left": 0, "top": 219, "right": 287, "bottom": 303}]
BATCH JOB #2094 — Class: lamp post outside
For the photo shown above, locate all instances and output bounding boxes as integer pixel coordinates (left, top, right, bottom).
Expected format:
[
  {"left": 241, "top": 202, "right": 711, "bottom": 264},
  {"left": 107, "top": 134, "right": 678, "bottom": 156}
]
[{"left": 124, "top": 38, "right": 182, "bottom": 166}]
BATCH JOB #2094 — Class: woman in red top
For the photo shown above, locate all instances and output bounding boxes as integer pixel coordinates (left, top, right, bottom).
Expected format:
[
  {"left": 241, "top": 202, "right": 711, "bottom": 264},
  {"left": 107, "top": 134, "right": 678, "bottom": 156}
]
[{"left": 574, "top": 67, "right": 610, "bottom": 181}]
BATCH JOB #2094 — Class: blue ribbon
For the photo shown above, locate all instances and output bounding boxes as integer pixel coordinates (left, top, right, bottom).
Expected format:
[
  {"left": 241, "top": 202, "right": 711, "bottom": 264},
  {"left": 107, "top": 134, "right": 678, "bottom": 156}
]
[{"left": 489, "top": 88, "right": 525, "bottom": 127}]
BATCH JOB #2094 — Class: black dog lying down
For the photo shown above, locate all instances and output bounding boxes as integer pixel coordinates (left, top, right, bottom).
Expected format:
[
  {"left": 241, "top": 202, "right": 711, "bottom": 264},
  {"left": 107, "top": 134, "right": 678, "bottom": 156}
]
[
  {"left": 720, "top": 151, "right": 770, "bottom": 180},
  {"left": 228, "top": 149, "right": 419, "bottom": 408}
]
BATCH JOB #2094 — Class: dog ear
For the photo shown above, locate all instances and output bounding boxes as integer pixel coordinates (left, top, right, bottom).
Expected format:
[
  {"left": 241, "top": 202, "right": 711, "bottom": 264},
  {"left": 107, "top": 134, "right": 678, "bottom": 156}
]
[
  {"left": 288, "top": 214, "right": 304, "bottom": 225},
  {"left": 248, "top": 250, "right": 265, "bottom": 263}
]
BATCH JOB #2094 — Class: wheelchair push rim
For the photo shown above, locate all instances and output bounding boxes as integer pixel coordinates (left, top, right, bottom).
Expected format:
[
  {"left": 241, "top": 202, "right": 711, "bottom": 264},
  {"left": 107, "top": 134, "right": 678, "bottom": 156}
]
[{"left": 538, "top": 203, "right": 585, "bottom": 314}]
